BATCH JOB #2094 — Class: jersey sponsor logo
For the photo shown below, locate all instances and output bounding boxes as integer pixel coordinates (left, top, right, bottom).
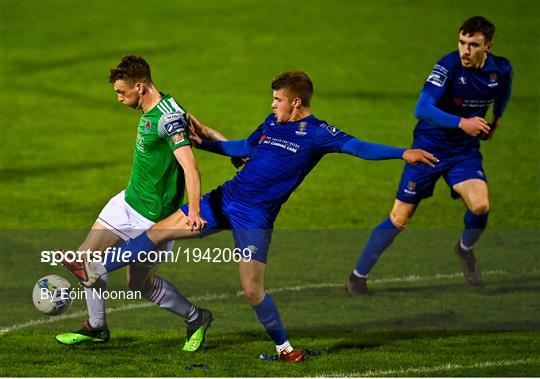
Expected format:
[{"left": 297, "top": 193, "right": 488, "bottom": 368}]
[
  {"left": 259, "top": 134, "right": 267, "bottom": 144},
  {"left": 144, "top": 120, "right": 151, "bottom": 134},
  {"left": 295, "top": 121, "right": 307, "bottom": 136},
  {"left": 454, "top": 97, "right": 464, "bottom": 106},
  {"left": 171, "top": 133, "right": 185, "bottom": 145},
  {"left": 460, "top": 98, "right": 494, "bottom": 108},
  {"left": 260, "top": 135, "right": 299, "bottom": 153}
]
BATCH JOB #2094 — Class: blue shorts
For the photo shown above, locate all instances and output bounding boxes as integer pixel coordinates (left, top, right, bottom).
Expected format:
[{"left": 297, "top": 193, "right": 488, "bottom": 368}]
[
  {"left": 180, "top": 187, "right": 274, "bottom": 263},
  {"left": 396, "top": 150, "right": 487, "bottom": 204}
]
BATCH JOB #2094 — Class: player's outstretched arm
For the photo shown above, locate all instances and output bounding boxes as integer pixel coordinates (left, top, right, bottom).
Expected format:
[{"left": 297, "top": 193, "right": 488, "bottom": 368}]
[
  {"left": 189, "top": 113, "right": 228, "bottom": 142},
  {"left": 174, "top": 146, "right": 207, "bottom": 231},
  {"left": 402, "top": 149, "right": 439, "bottom": 167},
  {"left": 198, "top": 139, "right": 254, "bottom": 158},
  {"left": 189, "top": 113, "right": 248, "bottom": 168},
  {"left": 340, "top": 138, "right": 438, "bottom": 167}
]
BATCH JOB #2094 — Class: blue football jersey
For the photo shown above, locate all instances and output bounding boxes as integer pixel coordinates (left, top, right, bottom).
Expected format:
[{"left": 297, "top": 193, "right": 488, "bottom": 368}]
[
  {"left": 414, "top": 51, "right": 512, "bottom": 156},
  {"left": 222, "top": 114, "right": 353, "bottom": 211}
]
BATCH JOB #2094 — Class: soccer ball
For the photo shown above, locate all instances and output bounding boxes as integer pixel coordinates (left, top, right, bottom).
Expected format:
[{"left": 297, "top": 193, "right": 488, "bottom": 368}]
[{"left": 32, "top": 275, "right": 73, "bottom": 316}]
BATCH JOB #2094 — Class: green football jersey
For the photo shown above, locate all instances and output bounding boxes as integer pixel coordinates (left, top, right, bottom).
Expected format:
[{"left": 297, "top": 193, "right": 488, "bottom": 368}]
[{"left": 124, "top": 94, "right": 191, "bottom": 222}]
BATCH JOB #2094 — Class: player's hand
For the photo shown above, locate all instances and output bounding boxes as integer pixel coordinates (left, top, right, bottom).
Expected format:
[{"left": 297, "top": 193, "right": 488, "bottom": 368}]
[
  {"left": 231, "top": 157, "right": 249, "bottom": 169},
  {"left": 185, "top": 212, "right": 207, "bottom": 232},
  {"left": 188, "top": 113, "right": 210, "bottom": 138},
  {"left": 189, "top": 128, "right": 203, "bottom": 146},
  {"left": 479, "top": 121, "right": 498, "bottom": 140},
  {"left": 459, "top": 117, "right": 491, "bottom": 137},
  {"left": 188, "top": 116, "right": 204, "bottom": 146},
  {"left": 402, "top": 149, "right": 439, "bottom": 167}
]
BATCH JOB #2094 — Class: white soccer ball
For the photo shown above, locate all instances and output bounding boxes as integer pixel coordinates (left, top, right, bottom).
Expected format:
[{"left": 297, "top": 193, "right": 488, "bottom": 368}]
[{"left": 32, "top": 275, "right": 72, "bottom": 316}]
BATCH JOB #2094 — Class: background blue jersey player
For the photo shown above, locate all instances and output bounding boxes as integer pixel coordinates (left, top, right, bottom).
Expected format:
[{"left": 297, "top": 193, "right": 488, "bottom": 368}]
[
  {"left": 64, "top": 71, "right": 437, "bottom": 362},
  {"left": 346, "top": 16, "right": 513, "bottom": 295}
]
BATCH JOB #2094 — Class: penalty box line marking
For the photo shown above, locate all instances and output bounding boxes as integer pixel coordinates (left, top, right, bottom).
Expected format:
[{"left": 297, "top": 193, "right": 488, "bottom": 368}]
[
  {"left": 321, "top": 357, "right": 538, "bottom": 377},
  {"left": 0, "top": 269, "right": 527, "bottom": 336}
]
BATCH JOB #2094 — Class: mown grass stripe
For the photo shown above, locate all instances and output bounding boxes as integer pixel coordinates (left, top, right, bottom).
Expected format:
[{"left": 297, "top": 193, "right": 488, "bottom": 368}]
[{"left": 321, "top": 357, "right": 538, "bottom": 377}]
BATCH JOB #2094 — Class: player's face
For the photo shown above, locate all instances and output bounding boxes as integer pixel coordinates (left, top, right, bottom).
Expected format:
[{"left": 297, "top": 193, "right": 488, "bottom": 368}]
[
  {"left": 113, "top": 79, "right": 142, "bottom": 109},
  {"left": 272, "top": 89, "right": 296, "bottom": 123},
  {"left": 458, "top": 31, "right": 491, "bottom": 69}
]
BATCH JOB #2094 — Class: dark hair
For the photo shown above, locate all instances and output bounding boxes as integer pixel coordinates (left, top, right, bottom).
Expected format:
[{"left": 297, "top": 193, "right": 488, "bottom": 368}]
[
  {"left": 108, "top": 55, "right": 152, "bottom": 84},
  {"left": 271, "top": 71, "right": 313, "bottom": 107},
  {"left": 460, "top": 16, "right": 495, "bottom": 42}
]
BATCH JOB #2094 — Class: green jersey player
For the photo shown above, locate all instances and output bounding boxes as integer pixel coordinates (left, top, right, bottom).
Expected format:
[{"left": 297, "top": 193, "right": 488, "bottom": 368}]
[{"left": 55, "top": 56, "right": 214, "bottom": 352}]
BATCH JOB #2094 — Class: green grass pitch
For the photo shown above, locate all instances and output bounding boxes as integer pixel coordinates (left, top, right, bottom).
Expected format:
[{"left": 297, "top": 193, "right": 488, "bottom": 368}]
[{"left": 1, "top": 0, "right": 539, "bottom": 376}]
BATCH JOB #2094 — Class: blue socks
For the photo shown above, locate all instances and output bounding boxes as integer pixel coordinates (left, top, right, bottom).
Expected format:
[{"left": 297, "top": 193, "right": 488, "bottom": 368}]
[
  {"left": 354, "top": 217, "right": 401, "bottom": 277},
  {"left": 461, "top": 210, "right": 489, "bottom": 249},
  {"left": 253, "top": 295, "right": 287, "bottom": 345},
  {"left": 102, "top": 232, "right": 158, "bottom": 272}
]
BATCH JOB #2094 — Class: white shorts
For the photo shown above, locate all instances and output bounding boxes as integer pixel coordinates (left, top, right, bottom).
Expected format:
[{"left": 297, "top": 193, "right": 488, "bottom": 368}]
[{"left": 97, "top": 190, "right": 174, "bottom": 252}]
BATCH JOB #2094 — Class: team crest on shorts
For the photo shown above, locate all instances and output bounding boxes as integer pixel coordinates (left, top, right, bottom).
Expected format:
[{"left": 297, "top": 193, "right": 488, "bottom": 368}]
[{"left": 404, "top": 181, "right": 417, "bottom": 195}]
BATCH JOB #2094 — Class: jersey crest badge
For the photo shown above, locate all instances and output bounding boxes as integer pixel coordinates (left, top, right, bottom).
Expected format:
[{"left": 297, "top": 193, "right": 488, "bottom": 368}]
[
  {"left": 295, "top": 122, "right": 307, "bottom": 136},
  {"left": 488, "top": 73, "right": 499, "bottom": 87},
  {"left": 144, "top": 120, "right": 151, "bottom": 134}
]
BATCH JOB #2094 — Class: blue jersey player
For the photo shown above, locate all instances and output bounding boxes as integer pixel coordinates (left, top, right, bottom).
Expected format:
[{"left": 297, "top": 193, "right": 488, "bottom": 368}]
[
  {"left": 346, "top": 16, "right": 513, "bottom": 295},
  {"left": 64, "top": 71, "right": 437, "bottom": 362}
]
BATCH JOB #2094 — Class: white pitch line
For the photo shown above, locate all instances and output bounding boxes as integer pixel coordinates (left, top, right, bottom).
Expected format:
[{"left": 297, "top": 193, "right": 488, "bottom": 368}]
[
  {"left": 0, "top": 269, "right": 519, "bottom": 336},
  {"left": 321, "top": 357, "right": 538, "bottom": 377}
]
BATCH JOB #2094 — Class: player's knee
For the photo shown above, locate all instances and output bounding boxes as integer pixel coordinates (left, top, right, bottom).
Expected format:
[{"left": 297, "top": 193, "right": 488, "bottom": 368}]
[
  {"left": 389, "top": 211, "right": 411, "bottom": 229},
  {"left": 469, "top": 200, "right": 489, "bottom": 215},
  {"left": 242, "top": 285, "right": 264, "bottom": 306}
]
